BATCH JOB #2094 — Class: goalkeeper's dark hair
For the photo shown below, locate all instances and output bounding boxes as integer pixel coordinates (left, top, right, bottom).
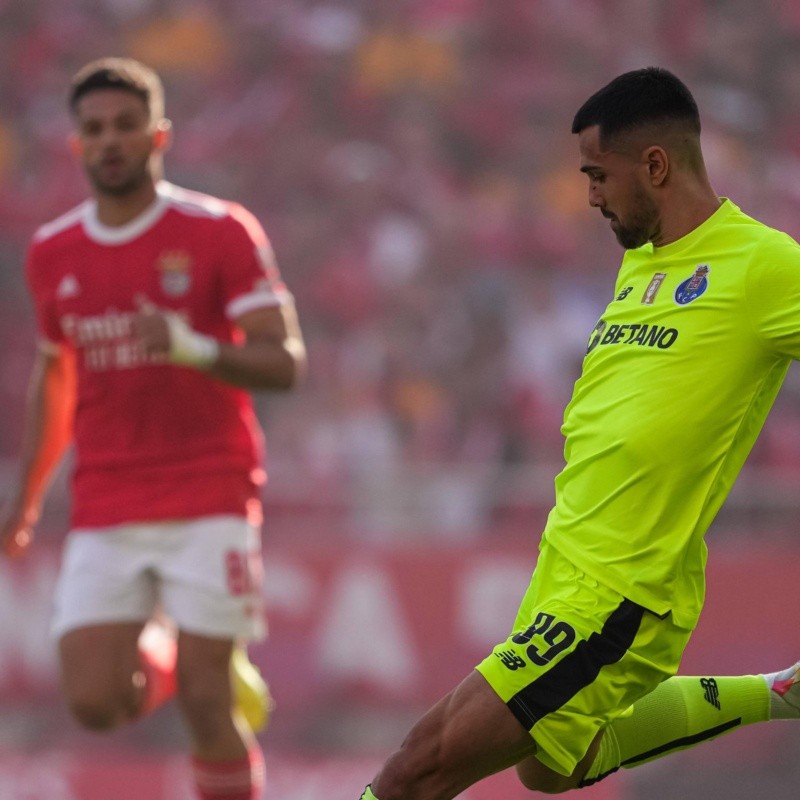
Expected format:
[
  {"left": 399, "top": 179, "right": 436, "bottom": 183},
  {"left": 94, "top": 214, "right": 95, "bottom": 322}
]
[
  {"left": 69, "top": 57, "right": 164, "bottom": 120},
  {"left": 572, "top": 67, "right": 700, "bottom": 146}
]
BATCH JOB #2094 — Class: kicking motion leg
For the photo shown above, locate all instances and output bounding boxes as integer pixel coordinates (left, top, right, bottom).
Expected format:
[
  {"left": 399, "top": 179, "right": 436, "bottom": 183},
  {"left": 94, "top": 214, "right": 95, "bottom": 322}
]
[
  {"left": 361, "top": 663, "right": 800, "bottom": 799},
  {"left": 581, "top": 661, "right": 800, "bottom": 786}
]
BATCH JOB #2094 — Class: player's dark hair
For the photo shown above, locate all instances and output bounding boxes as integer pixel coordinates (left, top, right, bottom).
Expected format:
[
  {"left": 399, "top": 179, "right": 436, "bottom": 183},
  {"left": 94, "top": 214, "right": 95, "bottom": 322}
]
[
  {"left": 69, "top": 57, "right": 164, "bottom": 120},
  {"left": 571, "top": 67, "right": 700, "bottom": 145}
]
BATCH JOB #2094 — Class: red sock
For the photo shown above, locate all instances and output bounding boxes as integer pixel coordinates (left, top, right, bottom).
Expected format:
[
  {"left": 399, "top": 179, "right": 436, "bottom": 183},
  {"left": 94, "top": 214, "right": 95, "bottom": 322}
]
[
  {"left": 192, "top": 746, "right": 265, "bottom": 800},
  {"left": 136, "top": 631, "right": 177, "bottom": 718}
]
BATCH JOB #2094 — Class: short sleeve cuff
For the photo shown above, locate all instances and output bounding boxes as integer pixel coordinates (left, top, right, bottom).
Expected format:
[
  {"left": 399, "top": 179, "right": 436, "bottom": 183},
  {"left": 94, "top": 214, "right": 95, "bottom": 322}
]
[{"left": 225, "top": 288, "right": 292, "bottom": 320}]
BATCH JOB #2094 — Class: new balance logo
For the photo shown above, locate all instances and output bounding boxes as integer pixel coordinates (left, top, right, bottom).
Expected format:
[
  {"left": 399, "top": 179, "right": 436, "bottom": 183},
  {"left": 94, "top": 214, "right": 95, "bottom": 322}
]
[
  {"left": 56, "top": 274, "right": 80, "bottom": 299},
  {"left": 700, "top": 677, "right": 721, "bottom": 709},
  {"left": 496, "top": 650, "right": 526, "bottom": 671}
]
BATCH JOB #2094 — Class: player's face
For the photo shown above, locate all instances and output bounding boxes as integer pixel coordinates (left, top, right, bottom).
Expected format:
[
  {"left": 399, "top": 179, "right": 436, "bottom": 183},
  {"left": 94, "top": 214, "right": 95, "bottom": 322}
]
[
  {"left": 578, "top": 125, "right": 660, "bottom": 249},
  {"left": 71, "top": 89, "right": 164, "bottom": 197}
]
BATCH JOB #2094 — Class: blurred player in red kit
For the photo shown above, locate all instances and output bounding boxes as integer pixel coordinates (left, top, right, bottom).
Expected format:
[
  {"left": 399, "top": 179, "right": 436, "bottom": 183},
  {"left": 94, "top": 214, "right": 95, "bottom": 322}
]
[{"left": 0, "top": 57, "right": 306, "bottom": 800}]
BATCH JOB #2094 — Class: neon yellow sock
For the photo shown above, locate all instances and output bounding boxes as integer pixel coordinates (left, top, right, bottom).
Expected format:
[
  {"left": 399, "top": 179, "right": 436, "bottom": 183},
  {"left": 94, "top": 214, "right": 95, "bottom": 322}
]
[
  {"left": 582, "top": 674, "right": 769, "bottom": 785},
  {"left": 360, "top": 786, "right": 380, "bottom": 800}
]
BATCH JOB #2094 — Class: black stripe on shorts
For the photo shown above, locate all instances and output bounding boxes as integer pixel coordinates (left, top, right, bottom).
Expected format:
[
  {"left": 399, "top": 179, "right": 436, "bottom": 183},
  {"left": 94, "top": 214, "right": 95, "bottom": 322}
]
[{"left": 507, "top": 598, "right": 645, "bottom": 730}]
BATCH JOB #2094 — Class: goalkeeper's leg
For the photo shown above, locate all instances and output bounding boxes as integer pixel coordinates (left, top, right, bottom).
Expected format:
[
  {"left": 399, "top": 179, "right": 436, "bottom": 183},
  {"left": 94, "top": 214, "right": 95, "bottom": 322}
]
[{"left": 579, "top": 661, "right": 800, "bottom": 786}]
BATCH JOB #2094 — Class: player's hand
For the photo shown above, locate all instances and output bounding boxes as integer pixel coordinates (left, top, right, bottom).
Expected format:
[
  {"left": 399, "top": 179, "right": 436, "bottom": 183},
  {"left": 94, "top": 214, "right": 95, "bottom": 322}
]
[
  {"left": 132, "top": 294, "right": 219, "bottom": 369},
  {"left": 0, "top": 501, "right": 35, "bottom": 559},
  {"left": 131, "top": 294, "right": 172, "bottom": 357}
]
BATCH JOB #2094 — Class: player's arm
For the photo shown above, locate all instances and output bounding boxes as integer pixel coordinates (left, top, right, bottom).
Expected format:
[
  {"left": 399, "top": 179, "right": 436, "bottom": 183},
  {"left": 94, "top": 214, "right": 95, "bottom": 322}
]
[
  {"left": 210, "top": 298, "right": 306, "bottom": 389},
  {"left": 0, "top": 343, "right": 76, "bottom": 557},
  {"left": 133, "top": 207, "right": 306, "bottom": 389},
  {"left": 133, "top": 296, "right": 306, "bottom": 390}
]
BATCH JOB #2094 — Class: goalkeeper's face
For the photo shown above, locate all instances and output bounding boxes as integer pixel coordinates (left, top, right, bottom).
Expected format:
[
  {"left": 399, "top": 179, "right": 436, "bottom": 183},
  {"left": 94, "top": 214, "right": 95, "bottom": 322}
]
[{"left": 578, "top": 125, "right": 660, "bottom": 250}]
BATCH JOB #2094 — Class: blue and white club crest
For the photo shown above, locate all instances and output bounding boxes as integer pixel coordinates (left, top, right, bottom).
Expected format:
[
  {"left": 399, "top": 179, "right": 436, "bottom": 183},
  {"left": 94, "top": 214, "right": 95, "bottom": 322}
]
[{"left": 674, "top": 264, "right": 710, "bottom": 305}]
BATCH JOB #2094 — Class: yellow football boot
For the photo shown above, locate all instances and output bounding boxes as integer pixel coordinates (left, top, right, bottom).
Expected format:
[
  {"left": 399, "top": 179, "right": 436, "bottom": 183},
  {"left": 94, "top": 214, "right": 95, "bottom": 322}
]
[{"left": 231, "top": 646, "right": 274, "bottom": 733}]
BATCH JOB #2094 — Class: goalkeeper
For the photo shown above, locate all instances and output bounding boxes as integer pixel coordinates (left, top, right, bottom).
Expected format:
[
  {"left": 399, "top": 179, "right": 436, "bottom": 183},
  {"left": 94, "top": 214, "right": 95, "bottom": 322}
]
[{"left": 360, "top": 67, "right": 800, "bottom": 799}]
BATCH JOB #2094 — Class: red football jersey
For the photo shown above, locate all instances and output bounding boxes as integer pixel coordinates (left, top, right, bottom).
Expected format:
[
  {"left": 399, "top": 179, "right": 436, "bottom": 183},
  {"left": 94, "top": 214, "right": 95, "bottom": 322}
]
[{"left": 25, "top": 182, "right": 290, "bottom": 529}]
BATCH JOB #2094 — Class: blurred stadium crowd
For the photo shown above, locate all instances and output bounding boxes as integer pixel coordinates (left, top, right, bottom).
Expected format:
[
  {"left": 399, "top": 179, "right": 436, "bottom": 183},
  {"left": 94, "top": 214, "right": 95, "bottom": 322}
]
[{"left": 3, "top": 0, "right": 800, "bottom": 539}]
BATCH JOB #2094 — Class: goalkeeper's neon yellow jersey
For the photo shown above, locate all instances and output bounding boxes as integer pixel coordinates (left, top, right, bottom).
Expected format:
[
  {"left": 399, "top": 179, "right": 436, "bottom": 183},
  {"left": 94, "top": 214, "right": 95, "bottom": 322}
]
[{"left": 544, "top": 199, "right": 800, "bottom": 629}]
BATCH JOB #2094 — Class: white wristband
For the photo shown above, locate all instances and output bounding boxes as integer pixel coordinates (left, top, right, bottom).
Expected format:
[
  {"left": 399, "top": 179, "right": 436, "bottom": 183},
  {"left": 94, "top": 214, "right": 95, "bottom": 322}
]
[{"left": 164, "top": 313, "right": 220, "bottom": 369}]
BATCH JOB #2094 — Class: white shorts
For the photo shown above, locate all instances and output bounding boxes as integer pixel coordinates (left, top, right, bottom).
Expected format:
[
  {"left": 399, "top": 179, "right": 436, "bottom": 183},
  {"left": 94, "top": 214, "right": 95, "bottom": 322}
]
[{"left": 52, "top": 515, "right": 266, "bottom": 641}]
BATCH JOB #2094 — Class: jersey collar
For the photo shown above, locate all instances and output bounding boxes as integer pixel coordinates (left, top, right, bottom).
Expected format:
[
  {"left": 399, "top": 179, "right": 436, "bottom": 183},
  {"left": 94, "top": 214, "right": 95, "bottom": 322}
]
[
  {"left": 82, "top": 181, "right": 172, "bottom": 245},
  {"left": 646, "top": 198, "right": 737, "bottom": 258}
]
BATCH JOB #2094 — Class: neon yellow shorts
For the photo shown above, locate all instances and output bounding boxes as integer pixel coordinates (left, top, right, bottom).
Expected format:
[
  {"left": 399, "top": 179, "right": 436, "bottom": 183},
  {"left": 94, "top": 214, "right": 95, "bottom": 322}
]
[{"left": 476, "top": 540, "right": 692, "bottom": 777}]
